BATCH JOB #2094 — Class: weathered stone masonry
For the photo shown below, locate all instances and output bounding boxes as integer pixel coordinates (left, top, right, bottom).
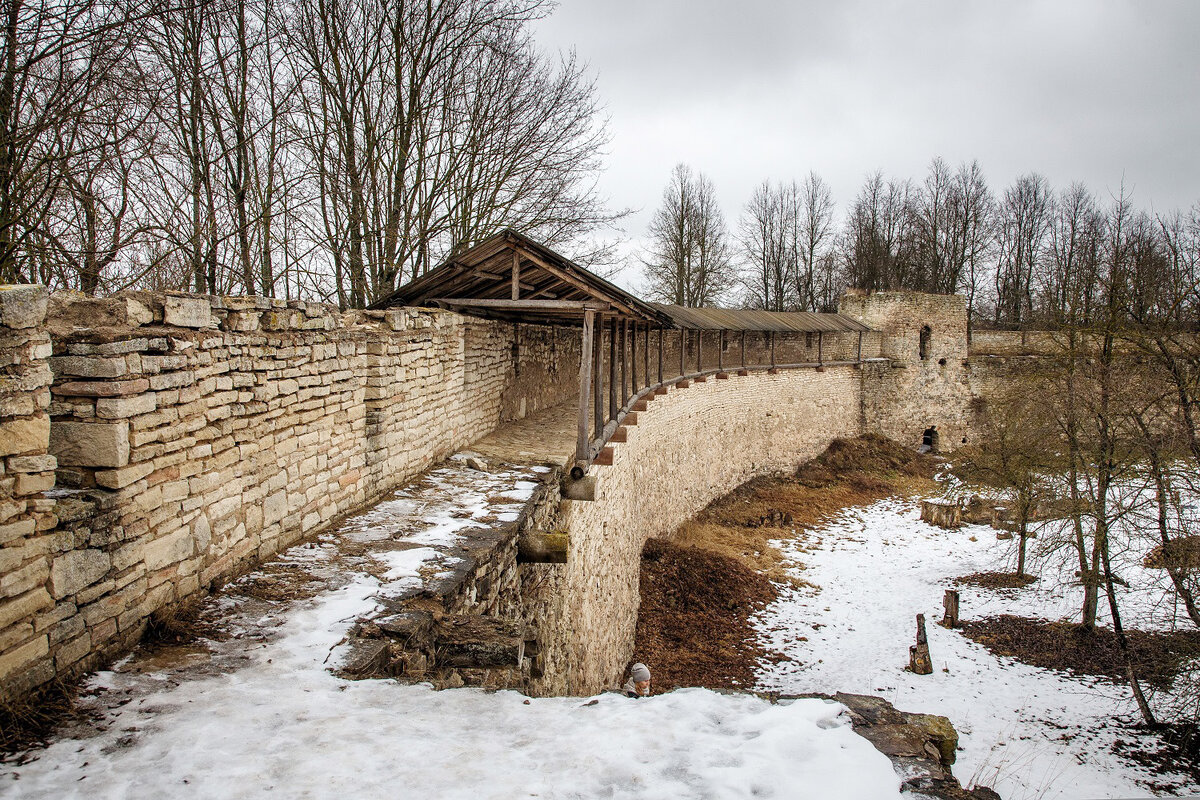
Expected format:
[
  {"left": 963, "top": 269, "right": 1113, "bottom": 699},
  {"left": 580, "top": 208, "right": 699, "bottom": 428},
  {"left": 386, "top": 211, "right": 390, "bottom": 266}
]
[
  {"left": 0, "top": 285, "right": 1006, "bottom": 698},
  {"left": 0, "top": 289, "right": 576, "bottom": 697}
]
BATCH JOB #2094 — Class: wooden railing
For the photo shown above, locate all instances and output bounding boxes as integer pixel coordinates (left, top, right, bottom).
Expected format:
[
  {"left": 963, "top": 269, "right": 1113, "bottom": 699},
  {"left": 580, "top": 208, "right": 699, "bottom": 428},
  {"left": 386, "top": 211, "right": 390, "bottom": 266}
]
[{"left": 572, "top": 316, "right": 869, "bottom": 479}]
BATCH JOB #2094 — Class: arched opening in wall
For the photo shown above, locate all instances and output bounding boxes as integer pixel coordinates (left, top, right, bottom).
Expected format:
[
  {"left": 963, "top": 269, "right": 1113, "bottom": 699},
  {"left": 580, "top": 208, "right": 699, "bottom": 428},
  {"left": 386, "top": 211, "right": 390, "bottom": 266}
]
[
  {"left": 920, "top": 425, "right": 939, "bottom": 453},
  {"left": 919, "top": 325, "right": 931, "bottom": 360}
]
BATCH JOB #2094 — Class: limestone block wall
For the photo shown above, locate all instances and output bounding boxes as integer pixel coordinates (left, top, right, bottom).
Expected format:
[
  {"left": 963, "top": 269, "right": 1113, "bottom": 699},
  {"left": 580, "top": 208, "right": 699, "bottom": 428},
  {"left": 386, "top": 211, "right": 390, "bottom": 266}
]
[
  {"left": 0, "top": 289, "right": 576, "bottom": 697},
  {"left": 840, "top": 291, "right": 974, "bottom": 450},
  {"left": 555, "top": 365, "right": 865, "bottom": 694},
  {"left": 968, "top": 330, "right": 1067, "bottom": 356},
  {"left": 0, "top": 286, "right": 60, "bottom": 693}
]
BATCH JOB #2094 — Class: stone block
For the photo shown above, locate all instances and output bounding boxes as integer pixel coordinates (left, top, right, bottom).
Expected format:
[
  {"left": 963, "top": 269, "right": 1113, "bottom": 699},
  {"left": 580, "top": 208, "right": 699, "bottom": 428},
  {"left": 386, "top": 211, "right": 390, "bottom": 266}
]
[
  {"left": 6, "top": 454, "right": 55, "bottom": 472},
  {"left": 53, "top": 378, "right": 150, "bottom": 397},
  {"left": 0, "top": 557, "right": 47, "bottom": 598},
  {"left": 96, "top": 393, "right": 157, "bottom": 419},
  {"left": 0, "top": 622, "right": 33, "bottom": 653},
  {"left": 14, "top": 472, "right": 53, "bottom": 496},
  {"left": 193, "top": 513, "right": 211, "bottom": 552},
  {"left": 143, "top": 528, "right": 194, "bottom": 571},
  {"left": 94, "top": 461, "right": 153, "bottom": 489},
  {"left": 263, "top": 491, "right": 286, "bottom": 525},
  {"left": 0, "top": 588, "right": 52, "bottom": 630},
  {"left": 54, "top": 633, "right": 91, "bottom": 669},
  {"left": 50, "top": 355, "right": 128, "bottom": 379},
  {"left": 0, "top": 414, "right": 50, "bottom": 457},
  {"left": 50, "top": 420, "right": 130, "bottom": 467},
  {"left": 50, "top": 549, "right": 111, "bottom": 599},
  {"left": 0, "top": 285, "right": 48, "bottom": 329},
  {"left": 0, "top": 518, "right": 35, "bottom": 545},
  {"left": 121, "top": 298, "right": 155, "bottom": 326},
  {"left": 0, "top": 634, "right": 48, "bottom": 677},
  {"left": 164, "top": 295, "right": 215, "bottom": 328}
]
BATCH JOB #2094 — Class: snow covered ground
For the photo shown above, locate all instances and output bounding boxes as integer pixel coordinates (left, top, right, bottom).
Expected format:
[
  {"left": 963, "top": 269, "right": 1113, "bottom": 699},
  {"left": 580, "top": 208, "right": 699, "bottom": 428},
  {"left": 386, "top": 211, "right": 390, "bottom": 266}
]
[
  {"left": 0, "top": 457, "right": 904, "bottom": 800},
  {"left": 754, "top": 496, "right": 1200, "bottom": 800}
]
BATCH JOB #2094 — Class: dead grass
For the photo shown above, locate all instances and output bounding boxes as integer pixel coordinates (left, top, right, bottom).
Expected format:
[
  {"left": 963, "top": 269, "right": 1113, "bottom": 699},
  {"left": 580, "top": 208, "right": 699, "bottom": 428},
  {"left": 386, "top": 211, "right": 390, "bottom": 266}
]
[
  {"left": 0, "top": 680, "right": 83, "bottom": 753},
  {"left": 673, "top": 434, "right": 936, "bottom": 587},
  {"left": 954, "top": 571, "right": 1039, "bottom": 590},
  {"left": 235, "top": 562, "right": 325, "bottom": 602},
  {"left": 961, "top": 615, "right": 1200, "bottom": 691},
  {"left": 638, "top": 434, "right": 936, "bottom": 690},
  {"left": 141, "top": 598, "right": 222, "bottom": 647}
]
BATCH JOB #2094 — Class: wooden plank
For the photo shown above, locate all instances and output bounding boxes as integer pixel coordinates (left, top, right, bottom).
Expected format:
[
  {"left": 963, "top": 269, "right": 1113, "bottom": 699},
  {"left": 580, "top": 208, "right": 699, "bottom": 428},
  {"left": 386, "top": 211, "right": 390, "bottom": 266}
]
[
  {"left": 429, "top": 298, "right": 605, "bottom": 311},
  {"left": 593, "top": 314, "right": 604, "bottom": 439},
  {"left": 857, "top": 331, "right": 863, "bottom": 362},
  {"left": 718, "top": 329, "right": 724, "bottom": 371},
  {"left": 577, "top": 310, "right": 594, "bottom": 465},
  {"left": 741, "top": 330, "right": 747, "bottom": 368},
  {"left": 621, "top": 319, "right": 630, "bottom": 406},
  {"left": 679, "top": 329, "right": 686, "bottom": 379},
  {"left": 770, "top": 331, "right": 776, "bottom": 368},
  {"left": 818, "top": 330, "right": 823, "bottom": 364},
  {"left": 643, "top": 324, "right": 650, "bottom": 390},
  {"left": 609, "top": 317, "right": 618, "bottom": 429},
  {"left": 696, "top": 329, "right": 703, "bottom": 373},
  {"left": 511, "top": 252, "right": 520, "bottom": 300},
  {"left": 631, "top": 322, "right": 639, "bottom": 392},
  {"left": 514, "top": 246, "right": 647, "bottom": 320},
  {"left": 657, "top": 328, "right": 664, "bottom": 384}
]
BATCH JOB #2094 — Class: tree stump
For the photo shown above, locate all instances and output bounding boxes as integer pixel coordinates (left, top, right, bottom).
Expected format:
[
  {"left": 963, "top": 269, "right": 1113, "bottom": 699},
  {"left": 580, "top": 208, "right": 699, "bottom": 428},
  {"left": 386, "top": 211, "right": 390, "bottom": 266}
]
[
  {"left": 920, "top": 501, "right": 962, "bottom": 529},
  {"left": 941, "top": 590, "right": 960, "bottom": 628},
  {"left": 909, "top": 614, "right": 933, "bottom": 674}
]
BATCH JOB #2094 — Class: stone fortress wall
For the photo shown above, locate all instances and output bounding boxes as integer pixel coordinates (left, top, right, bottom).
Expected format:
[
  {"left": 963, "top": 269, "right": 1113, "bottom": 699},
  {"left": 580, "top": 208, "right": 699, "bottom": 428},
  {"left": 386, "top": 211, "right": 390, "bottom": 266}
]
[
  {"left": 0, "top": 287, "right": 578, "bottom": 698},
  {"left": 0, "top": 284, "right": 993, "bottom": 698},
  {"left": 556, "top": 365, "right": 867, "bottom": 692}
]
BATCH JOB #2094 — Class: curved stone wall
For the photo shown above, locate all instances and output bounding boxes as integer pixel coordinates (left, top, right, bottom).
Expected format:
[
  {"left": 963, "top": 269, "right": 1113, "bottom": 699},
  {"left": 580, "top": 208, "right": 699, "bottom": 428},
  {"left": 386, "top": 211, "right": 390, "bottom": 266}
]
[{"left": 556, "top": 365, "right": 865, "bottom": 694}]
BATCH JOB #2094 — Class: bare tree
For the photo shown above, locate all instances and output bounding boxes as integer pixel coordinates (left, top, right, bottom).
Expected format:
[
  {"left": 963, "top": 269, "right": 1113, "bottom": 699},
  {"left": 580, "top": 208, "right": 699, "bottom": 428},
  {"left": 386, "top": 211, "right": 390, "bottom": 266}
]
[
  {"left": 994, "top": 173, "right": 1053, "bottom": 327},
  {"left": 842, "top": 170, "right": 916, "bottom": 292},
  {"left": 798, "top": 171, "right": 836, "bottom": 310},
  {"left": 643, "top": 163, "right": 735, "bottom": 306},
  {"left": 738, "top": 179, "right": 796, "bottom": 311}
]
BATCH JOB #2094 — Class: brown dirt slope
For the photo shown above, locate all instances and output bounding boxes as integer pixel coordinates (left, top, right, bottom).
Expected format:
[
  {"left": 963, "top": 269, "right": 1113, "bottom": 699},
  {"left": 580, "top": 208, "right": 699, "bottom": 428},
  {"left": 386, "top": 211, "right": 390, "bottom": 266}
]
[
  {"left": 635, "top": 434, "right": 934, "bottom": 692},
  {"left": 961, "top": 615, "right": 1200, "bottom": 690}
]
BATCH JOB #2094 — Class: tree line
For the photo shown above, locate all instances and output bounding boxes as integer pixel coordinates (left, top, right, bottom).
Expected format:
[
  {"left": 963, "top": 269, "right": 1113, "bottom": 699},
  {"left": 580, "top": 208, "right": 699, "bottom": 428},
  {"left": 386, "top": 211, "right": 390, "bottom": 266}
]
[
  {"left": 1, "top": 0, "right": 617, "bottom": 306},
  {"left": 643, "top": 161, "right": 1200, "bottom": 331}
]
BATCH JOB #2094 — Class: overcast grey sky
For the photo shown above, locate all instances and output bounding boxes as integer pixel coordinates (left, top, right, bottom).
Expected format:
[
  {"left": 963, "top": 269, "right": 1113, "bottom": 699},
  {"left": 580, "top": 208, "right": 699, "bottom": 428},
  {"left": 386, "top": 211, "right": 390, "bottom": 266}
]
[{"left": 532, "top": 0, "right": 1200, "bottom": 292}]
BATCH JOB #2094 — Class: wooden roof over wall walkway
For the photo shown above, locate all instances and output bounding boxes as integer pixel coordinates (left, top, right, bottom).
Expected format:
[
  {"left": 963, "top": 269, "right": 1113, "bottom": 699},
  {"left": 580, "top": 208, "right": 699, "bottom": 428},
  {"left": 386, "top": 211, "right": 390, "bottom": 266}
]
[
  {"left": 370, "top": 229, "right": 870, "bottom": 334},
  {"left": 373, "top": 229, "right": 876, "bottom": 480}
]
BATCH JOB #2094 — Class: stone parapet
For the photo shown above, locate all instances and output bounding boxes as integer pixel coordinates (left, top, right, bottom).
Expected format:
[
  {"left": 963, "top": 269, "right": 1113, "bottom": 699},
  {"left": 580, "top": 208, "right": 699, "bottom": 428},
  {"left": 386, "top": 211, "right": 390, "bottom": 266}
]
[
  {"left": 0, "top": 289, "right": 576, "bottom": 698},
  {"left": 0, "top": 285, "right": 58, "bottom": 695},
  {"left": 556, "top": 365, "right": 864, "bottom": 694}
]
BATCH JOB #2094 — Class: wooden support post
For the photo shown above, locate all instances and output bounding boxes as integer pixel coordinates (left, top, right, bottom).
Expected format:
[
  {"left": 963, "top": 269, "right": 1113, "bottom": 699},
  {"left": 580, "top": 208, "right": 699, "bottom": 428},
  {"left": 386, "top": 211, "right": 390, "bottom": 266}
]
[
  {"left": 511, "top": 252, "right": 520, "bottom": 300},
  {"left": 817, "top": 331, "right": 823, "bottom": 365},
  {"left": 856, "top": 331, "right": 863, "bottom": 362},
  {"left": 718, "top": 330, "right": 724, "bottom": 371},
  {"left": 609, "top": 318, "right": 618, "bottom": 425},
  {"left": 696, "top": 330, "right": 703, "bottom": 373},
  {"left": 630, "top": 322, "right": 639, "bottom": 392},
  {"left": 621, "top": 319, "right": 630, "bottom": 406},
  {"left": 770, "top": 332, "right": 776, "bottom": 370},
  {"left": 643, "top": 324, "right": 650, "bottom": 390},
  {"left": 741, "top": 330, "right": 747, "bottom": 368},
  {"left": 593, "top": 314, "right": 604, "bottom": 439},
  {"left": 576, "top": 310, "right": 594, "bottom": 467},
  {"left": 909, "top": 614, "right": 933, "bottom": 674},
  {"left": 941, "top": 589, "right": 960, "bottom": 628},
  {"left": 657, "top": 328, "right": 664, "bottom": 384},
  {"left": 679, "top": 329, "right": 686, "bottom": 378}
]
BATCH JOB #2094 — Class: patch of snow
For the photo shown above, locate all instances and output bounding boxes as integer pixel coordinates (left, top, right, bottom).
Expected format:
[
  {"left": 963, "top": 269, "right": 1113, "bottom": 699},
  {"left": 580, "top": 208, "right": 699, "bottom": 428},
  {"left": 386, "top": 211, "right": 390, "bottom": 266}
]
[
  {"left": 4, "top": 575, "right": 902, "bottom": 800},
  {"left": 754, "top": 497, "right": 1200, "bottom": 799}
]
